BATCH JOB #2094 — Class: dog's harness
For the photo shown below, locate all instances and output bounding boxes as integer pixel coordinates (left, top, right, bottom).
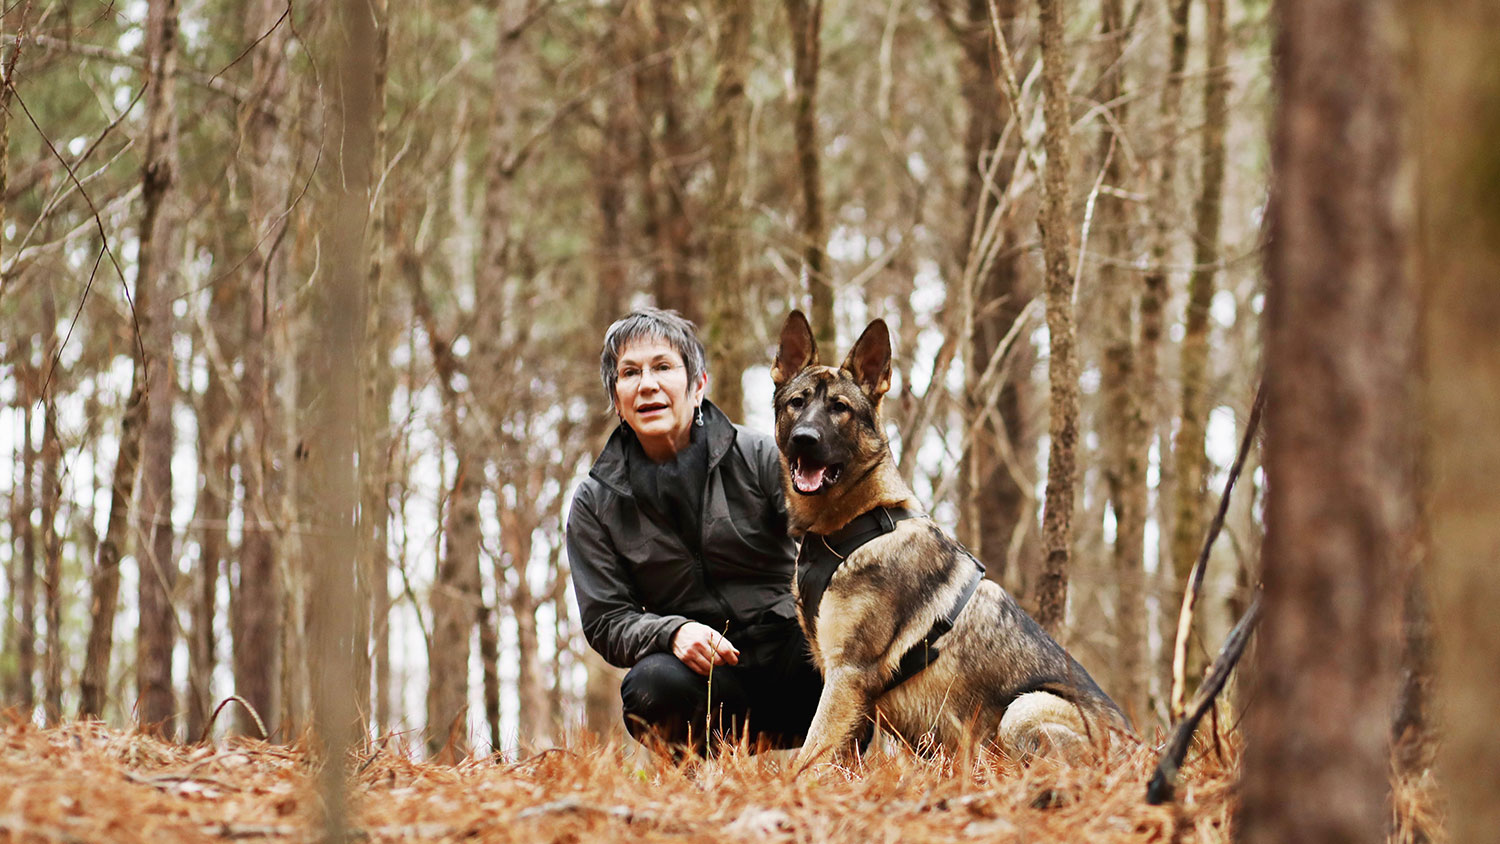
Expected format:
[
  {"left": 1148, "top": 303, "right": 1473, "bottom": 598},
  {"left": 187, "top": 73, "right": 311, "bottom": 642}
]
[{"left": 796, "top": 506, "right": 985, "bottom": 692}]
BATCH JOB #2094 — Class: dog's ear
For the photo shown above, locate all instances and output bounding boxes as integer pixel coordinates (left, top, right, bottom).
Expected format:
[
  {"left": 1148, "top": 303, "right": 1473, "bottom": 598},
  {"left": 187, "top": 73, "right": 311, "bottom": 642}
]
[
  {"left": 841, "top": 319, "right": 892, "bottom": 398},
  {"left": 772, "top": 310, "right": 819, "bottom": 386}
]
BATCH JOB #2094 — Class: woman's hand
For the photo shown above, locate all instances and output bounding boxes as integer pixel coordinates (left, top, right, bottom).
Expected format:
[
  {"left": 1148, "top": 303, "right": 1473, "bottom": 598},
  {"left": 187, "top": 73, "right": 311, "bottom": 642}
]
[{"left": 671, "top": 621, "right": 740, "bottom": 676}]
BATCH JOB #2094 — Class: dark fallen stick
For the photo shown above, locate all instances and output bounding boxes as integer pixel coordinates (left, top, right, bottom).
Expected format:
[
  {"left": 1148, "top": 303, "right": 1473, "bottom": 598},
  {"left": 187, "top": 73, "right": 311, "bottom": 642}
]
[
  {"left": 1170, "top": 382, "right": 1266, "bottom": 718},
  {"left": 1147, "top": 592, "right": 1262, "bottom": 805}
]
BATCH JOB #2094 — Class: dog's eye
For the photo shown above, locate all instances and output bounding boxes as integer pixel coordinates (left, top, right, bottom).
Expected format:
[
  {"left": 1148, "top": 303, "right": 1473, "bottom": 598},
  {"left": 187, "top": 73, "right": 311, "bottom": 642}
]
[
  {"left": 829, "top": 399, "right": 850, "bottom": 414},
  {"left": 787, "top": 396, "right": 805, "bottom": 410}
]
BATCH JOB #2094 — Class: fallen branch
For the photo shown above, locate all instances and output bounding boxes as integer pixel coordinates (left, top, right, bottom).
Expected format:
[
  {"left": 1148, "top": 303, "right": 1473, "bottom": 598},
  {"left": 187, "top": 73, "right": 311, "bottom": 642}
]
[
  {"left": 1169, "top": 380, "right": 1266, "bottom": 719},
  {"left": 202, "top": 821, "right": 457, "bottom": 839},
  {"left": 1147, "top": 592, "right": 1261, "bottom": 805}
]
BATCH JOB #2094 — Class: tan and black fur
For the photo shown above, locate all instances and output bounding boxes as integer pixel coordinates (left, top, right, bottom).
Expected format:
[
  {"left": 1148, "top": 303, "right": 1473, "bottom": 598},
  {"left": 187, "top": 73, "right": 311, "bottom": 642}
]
[{"left": 771, "top": 311, "right": 1128, "bottom": 768}]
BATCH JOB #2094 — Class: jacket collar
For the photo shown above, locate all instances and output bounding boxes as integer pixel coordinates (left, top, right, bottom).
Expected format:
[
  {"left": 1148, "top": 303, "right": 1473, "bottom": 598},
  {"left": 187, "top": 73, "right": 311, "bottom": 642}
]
[{"left": 589, "top": 399, "right": 737, "bottom": 497}]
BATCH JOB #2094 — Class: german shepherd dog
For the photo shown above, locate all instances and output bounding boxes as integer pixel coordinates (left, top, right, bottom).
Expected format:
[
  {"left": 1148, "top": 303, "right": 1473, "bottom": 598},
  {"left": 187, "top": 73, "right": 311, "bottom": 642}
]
[{"left": 771, "top": 311, "right": 1128, "bottom": 768}]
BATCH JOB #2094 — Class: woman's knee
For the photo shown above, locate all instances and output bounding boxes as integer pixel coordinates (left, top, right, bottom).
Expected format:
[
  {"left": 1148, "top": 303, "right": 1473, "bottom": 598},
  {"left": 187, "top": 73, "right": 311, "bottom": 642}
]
[{"left": 622, "top": 654, "right": 705, "bottom": 713}]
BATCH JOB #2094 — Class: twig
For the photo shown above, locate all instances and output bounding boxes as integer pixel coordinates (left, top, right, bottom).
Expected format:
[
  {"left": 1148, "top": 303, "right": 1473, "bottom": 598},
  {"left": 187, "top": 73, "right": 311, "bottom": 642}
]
[
  {"left": 202, "top": 822, "right": 457, "bottom": 840},
  {"left": 202, "top": 695, "right": 270, "bottom": 742},
  {"left": 1071, "top": 136, "right": 1115, "bottom": 298},
  {"left": 1147, "top": 592, "right": 1261, "bottom": 805},
  {"left": 5, "top": 81, "right": 143, "bottom": 365},
  {"left": 1169, "top": 380, "right": 1266, "bottom": 720},
  {"left": 10, "top": 34, "right": 255, "bottom": 104}
]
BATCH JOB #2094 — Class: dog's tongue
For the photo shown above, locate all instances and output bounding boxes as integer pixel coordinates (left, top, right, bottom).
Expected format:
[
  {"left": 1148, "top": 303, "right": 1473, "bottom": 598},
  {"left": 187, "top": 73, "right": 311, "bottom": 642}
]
[{"left": 793, "top": 462, "right": 827, "bottom": 493}]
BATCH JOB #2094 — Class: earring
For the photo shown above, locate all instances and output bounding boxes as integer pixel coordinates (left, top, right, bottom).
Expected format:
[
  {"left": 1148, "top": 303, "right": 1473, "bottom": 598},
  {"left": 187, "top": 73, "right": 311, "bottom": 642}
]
[{"left": 694, "top": 405, "right": 704, "bottom": 427}]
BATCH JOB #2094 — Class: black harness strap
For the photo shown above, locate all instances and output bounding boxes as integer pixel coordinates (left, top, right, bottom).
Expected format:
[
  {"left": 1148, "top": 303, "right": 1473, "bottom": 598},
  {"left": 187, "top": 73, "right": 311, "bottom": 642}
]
[
  {"left": 883, "top": 566, "right": 982, "bottom": 692},
  {"left": 796, "top": 506, "right": 985, "bottom": 692}
]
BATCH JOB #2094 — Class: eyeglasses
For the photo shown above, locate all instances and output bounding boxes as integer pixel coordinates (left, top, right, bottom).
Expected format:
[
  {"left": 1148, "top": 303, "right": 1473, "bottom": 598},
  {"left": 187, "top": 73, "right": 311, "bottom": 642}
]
[{"left": 617, "top": 361, "right": 685, "bottom": 389}]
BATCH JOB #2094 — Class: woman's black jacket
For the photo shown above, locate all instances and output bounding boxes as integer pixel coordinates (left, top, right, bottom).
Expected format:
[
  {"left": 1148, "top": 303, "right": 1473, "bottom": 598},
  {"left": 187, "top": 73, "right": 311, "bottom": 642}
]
[{"left": 567, "top": 401, "right": 800, "bottom": 669}]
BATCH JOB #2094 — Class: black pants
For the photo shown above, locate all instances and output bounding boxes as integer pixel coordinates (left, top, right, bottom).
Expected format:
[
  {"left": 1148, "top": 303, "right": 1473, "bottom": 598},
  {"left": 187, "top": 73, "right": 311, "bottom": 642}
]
[{"left": 620, "top": 643, "right": 823, "bottom": 755}]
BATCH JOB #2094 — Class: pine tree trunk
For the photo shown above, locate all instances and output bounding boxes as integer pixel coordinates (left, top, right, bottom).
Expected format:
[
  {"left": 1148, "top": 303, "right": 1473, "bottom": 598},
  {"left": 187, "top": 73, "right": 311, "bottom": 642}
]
[
  {"left": 634, "top": 0, "right": 697, "bottom": 322},
  {"left": 784, "top": 0, "right": 831, "bottom": 349},
  {"left": 39, "top": 281, "right": 62, "bottom": 723},
  {"left": 548, "top": 552, "right": 569, "bottom": 735},
  {"left": 134, "top": 0, "right": 182, "bottom": 736},
  {"left": 427, "top": 452, "right": 482, "bottom": 758},
  {"left": 3, "top": 414, "right": 21, "bottom": 706},
  {"left": 188, "top": 282, "right": 233, "bottom": 741},
  {"left": 1146, "top": 0, "right": 1192, "bottom": 712},
  {"left": 308, "top": 1, "right": 376, "bottom": 830},
  {"left": 953, "top": 0, "right": 1028, "bottom": 578},
  {"left": 1168, "top": 0, "right": 1229, "bottom": 709},
  {"left": 17, "top": 368, "right": 36, "bottom": 714},
  {"left": 355, "top": 0, "right": 394, "bottom": 736},
  {"left": 1031, "top": 0, "right": 1079, "bottom": 636},
  {"left": 593, "top": 65, "right": 630, "bottom": 343},
  {"left": 80, "top": 380, "right": 147, "bottom": 719},
  {"left": 479, "top": 598, "right": 502, "bottom": 752},
  {"left": 1413, "top": 2, "right": 1500, "bottom": 838},
  {"left": 414, "top": 285, "right": 483, "bottom": 757},
  {"left": 1093, "top": 0, "right": 1145, "bottom": 724},
  {"left": 704, "top": 0, "right": 752, "bottom": 421},
  {"left": 233, "top": 0, "right": 291, "bottom": 739},
  {"left": 1240, "top": 1, "right": 1412, "bottom": 839},
  {"left": 514, "top": 592, "right": 548, "bottom": 747},
  {"left": 80, "top": 0, "right": 188, "bottom": 720},
  {"left": 502, "top": 508, "right": 549, "bottom": 747}
]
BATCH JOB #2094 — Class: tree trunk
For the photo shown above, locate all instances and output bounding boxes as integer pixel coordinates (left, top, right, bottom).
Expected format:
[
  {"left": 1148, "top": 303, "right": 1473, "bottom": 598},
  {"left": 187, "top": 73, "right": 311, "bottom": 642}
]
[
  {"left": 1413, "top": 2, "right": 1500, "bottom": 839},
  {"left": 593, "top": 64, "right": 630, "bottom": 344},
  {"left": 479, "top": 598, "right": 502, "bottom": 752},
  {"left": 633, "top": 0, "right": 697, "bottom": 322},
  {"left": 79, "top": 380, "right": 147, "bottom": 719},
  {"left": 3, "top": 404, "right": 21, "bottom": 706},
  {"left": 784, "top": 0, "right": 831, "bottom": 349},
  {"left": 583, "top": 646, "right": 624, "bottom": 739},
  {"left": 233, "top": 0, "right": 291, "bottom": 739},
  {"left": 17, "top": 364, "right": 36, "bottom": 714},
  {"left": 1240, "top": 1, "right": 1412, "bottom": 840},
  {"left": 1145, "top": 0, "right": 1191, "bottom": 713},
  {"left": 501, "top": 507, "right": 549, "bottom": 747},
  {"left": 1167, "top": 0, "right": 1229, "bottom": 710},
  {"left": 548, "top": 548, "right": 570, "bottom": 736},
  {"left": 409, "top": 276, "right": 483, "bottom": 758},
  {"left": 427, "top": 450, "right": 482, "bottom": 758},
  {"left": 308, "top": 0, "right": 376, "bottom": 832},
  {"left": 134, "top": 0, "right": 183, "bottom": 737},
  {"left": 1031, "top": 0, "right": 1078, "bottom": 636},
  {"left": 189, "top": 281, "right": 234, "bottom": 741},
  {"left": 79, "top": 0, "right": 188, "bottom": 720},
  {"left": 40, "top": 280, "right": 62, "bottom": 723},
  {"left": 703, "top": 0, "right": 752, "bottom": 422},
  {"left": 355, "top": 0, "right": 394, "bottom": 737},
  {"left": 953, "top": 0, "right": 1029, "bottom": 580},
  {"left": 1093, "top": 0, "right": 1145, "bottom": 724}
]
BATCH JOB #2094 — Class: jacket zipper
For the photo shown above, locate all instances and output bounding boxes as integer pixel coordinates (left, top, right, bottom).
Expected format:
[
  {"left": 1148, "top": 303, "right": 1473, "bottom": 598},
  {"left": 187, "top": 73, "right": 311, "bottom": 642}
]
[{"left": 696, "top": 472, "right": 736, "bottom": 628}]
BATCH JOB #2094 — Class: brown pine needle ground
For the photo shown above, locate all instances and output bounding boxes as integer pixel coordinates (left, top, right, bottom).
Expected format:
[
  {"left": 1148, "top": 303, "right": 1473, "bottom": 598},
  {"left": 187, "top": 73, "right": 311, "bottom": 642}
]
[{"left": 0, "top": 719, "right": 1437, "bottom": 843}]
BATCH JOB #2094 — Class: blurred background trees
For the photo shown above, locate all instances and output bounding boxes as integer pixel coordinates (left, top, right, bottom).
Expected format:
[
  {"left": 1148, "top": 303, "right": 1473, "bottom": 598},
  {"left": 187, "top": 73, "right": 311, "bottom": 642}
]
[{"left": 0, "top": 0, "right": 1288, "bottom": 753}]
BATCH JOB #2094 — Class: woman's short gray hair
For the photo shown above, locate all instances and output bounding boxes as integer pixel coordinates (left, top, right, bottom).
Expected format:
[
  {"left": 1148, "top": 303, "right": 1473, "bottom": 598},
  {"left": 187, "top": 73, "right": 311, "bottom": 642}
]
[{"left": 599, "top": 308, "right": 709, "bottom": 406}]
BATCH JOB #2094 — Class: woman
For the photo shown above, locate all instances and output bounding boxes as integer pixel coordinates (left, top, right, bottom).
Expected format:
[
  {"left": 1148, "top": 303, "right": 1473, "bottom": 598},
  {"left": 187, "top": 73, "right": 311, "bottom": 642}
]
[{"left": 567, "top": 308, "right": 822, "bottom": 754}]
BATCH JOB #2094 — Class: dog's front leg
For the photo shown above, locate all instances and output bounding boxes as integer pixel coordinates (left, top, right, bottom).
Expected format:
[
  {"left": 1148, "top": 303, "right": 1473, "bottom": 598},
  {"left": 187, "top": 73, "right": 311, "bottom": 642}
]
[{"left": 794, "top": 664, "right": 880, "bottom": 771}]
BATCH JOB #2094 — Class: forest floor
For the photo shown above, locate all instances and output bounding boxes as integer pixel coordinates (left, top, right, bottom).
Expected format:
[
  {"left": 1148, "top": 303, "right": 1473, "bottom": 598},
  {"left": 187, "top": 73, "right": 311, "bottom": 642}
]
[{"left": 0, "top": 718, "right": 1441, "bottom": 843}]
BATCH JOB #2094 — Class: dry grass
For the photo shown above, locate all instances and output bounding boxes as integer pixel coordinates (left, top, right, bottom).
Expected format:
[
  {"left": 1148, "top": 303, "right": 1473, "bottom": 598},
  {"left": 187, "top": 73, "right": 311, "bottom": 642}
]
[{"left": 0, "top": 718, "right": 1436, "bottom": 843}]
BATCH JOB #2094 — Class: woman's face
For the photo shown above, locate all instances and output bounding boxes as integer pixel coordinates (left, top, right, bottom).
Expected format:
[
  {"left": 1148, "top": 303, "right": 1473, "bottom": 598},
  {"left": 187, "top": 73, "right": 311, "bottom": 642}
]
[{"left": 613, "top": 337, "right": 706, "bottom": 460}]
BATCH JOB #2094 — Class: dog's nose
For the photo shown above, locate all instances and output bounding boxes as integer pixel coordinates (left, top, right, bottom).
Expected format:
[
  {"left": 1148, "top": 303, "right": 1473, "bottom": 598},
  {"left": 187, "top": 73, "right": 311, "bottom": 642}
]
[{"left": 790, "top": 428, "right": 820, "bottom": 450}]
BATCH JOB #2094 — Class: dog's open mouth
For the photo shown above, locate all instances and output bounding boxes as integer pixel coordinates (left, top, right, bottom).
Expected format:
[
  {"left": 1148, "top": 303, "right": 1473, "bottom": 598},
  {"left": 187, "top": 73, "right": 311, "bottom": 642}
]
[{"left": 790, "top": 456, "right": 842, "bottom": 495}]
